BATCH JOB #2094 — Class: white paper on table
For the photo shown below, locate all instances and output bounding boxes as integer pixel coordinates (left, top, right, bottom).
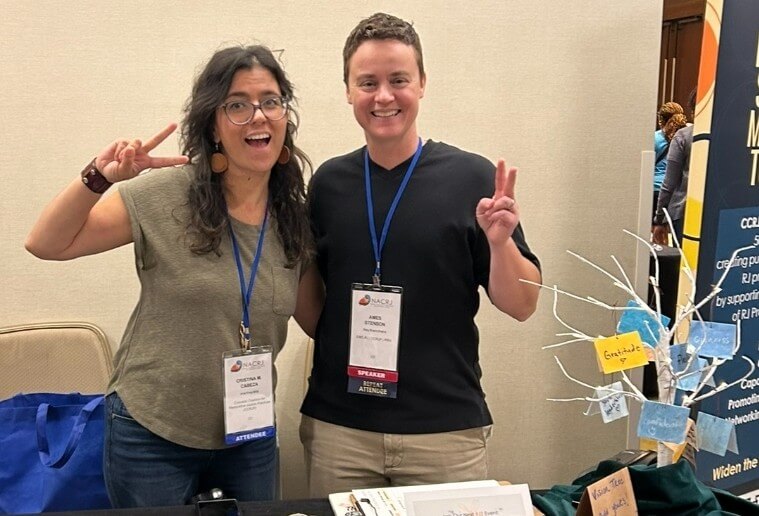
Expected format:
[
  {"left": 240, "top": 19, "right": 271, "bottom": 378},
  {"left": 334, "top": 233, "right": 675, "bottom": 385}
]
[
  {"left": 352, "top": 480, "right": 500, "bottom": 516},
  {"left": 404, "top": 484, "right": 533, "bottom": 516}
]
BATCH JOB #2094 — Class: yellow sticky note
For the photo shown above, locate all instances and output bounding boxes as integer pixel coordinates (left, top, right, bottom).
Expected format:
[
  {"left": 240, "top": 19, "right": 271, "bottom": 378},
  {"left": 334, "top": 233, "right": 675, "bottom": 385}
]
[{"left": 594, "top": 332, "right": 649, "bottom": 374}]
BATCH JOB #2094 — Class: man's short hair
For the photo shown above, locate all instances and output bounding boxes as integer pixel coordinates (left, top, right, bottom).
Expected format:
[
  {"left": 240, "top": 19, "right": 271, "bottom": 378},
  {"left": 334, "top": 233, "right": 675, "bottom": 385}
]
[{"left": 342, "top": 12, "right": 425, "bottom": 85}]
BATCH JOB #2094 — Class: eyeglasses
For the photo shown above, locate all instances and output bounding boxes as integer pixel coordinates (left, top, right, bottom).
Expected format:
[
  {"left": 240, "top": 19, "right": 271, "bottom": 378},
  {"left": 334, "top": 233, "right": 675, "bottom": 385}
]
[{"left": 220, "top": 97, "right": 289, "bottom": 124}]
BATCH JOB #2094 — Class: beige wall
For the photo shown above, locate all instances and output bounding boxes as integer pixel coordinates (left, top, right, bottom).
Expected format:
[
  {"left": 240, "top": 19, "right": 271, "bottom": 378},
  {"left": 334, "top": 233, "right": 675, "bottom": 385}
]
[{"left": 0, "top": 0, "right": 662, "bottom": 498}]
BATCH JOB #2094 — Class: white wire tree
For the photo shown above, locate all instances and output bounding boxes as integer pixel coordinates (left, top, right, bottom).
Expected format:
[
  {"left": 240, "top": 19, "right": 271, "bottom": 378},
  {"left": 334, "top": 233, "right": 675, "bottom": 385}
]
[{"left": 525, "top": 211, "right": 756, "bottom": 466}]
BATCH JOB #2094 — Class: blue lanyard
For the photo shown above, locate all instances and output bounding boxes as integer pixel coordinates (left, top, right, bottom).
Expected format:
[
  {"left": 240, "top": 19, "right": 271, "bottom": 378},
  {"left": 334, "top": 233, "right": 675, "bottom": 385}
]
[
  {"left": 364, "top": 138, "right": 423, "bottom": 285},
  {"left": 229, "top": 204, "right": 269, "bottom": 350}
]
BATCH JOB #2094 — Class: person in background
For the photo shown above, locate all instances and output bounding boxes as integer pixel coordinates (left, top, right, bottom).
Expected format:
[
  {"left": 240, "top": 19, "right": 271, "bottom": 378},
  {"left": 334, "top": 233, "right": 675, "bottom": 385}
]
[
  {"left": 652, "top": 90, "right": 697, "bottom": 245},
  {"left": 25, "top": 45, "right": 322, "bottom": 507},
  {"left": 652, "top": 102, "right": 687, "bottom": 218},
  {"left": 299, "top": 12, "right": 541, "bottom": 496}
]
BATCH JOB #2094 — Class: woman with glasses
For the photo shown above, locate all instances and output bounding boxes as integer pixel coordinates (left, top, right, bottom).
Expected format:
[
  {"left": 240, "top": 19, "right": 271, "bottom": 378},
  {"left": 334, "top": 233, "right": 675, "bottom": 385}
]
[{"left": 25, "top": 45, "right": 323, "bottom": 507}]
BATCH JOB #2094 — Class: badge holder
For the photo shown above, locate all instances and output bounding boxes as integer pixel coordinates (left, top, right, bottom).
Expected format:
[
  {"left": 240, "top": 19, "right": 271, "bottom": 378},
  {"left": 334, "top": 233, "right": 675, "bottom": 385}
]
[
  {"left": 347, "top": 282, "right": 403, "bottom": 399},
  {"left": 222, "top": 336, "right": 275, "bottom": 445}
]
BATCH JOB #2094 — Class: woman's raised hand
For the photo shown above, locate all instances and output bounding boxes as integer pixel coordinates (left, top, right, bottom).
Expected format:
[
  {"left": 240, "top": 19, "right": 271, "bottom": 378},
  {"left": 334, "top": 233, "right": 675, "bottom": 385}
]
[{"left": 95, "top": 123, "right": 189, "bottom": 183}]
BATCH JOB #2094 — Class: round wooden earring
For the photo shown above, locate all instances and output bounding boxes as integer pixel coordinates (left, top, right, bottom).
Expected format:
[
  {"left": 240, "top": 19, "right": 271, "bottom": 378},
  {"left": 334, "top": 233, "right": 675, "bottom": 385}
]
[{"left": 210, "top": 143, "right": 228, "bottom": 173}]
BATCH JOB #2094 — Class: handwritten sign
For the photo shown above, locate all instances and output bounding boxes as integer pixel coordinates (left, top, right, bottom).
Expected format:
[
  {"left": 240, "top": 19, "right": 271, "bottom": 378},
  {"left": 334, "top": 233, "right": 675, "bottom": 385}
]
[
  {"left": 696, "top": 412, "right": 739, "bottom": 456},
  {"left": 576, "top": 467, "right": 637, "bottom": 516},
  {"left": 617, "top": 300, "right": 670, "bottom": 347},
  {"left": 593, "top": 381, "right": 628, "bottom": 423},
  {"left": 689, "top": 320, "right": 736, "bottom": 359},
  {"left": 637, "top": 401, "right": 689, "bottom": 444},
  {"left": 594, "top": 332, "right": 649, "bottom": 374}
]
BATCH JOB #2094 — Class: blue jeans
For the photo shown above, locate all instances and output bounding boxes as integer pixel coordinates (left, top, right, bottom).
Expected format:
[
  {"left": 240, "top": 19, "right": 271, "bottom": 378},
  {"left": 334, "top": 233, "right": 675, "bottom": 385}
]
[{"left": 103, "top": 392, "right": 276, "bottom": 508}]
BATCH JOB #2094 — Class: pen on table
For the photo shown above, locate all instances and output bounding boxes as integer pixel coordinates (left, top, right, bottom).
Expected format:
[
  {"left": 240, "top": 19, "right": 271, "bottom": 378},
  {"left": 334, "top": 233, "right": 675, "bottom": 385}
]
[{"left": 349, "top": 494, "right": 365, "bottom": 516}]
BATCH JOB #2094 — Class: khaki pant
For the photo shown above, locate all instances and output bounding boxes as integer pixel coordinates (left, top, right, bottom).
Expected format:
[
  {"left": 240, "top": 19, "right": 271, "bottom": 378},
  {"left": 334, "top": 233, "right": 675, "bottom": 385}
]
[{"left": 299, "top": 415, "right": 492, "bottom": 497}]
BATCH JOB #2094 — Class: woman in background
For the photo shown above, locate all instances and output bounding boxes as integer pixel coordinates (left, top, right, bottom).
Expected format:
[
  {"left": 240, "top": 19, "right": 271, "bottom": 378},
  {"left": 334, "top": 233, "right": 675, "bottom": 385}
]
[
  {"left": 652, "top": 102, "right": 687, "bottom": 218},
  {"left": 653, "top": 91, "right": 696, "bottom": 245}
]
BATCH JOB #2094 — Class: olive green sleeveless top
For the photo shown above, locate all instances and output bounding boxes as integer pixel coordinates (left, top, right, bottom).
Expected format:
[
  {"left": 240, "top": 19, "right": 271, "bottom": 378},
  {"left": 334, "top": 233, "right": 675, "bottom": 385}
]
[{"left": 108, "top": 167, "right": 301, "bottom": 449}]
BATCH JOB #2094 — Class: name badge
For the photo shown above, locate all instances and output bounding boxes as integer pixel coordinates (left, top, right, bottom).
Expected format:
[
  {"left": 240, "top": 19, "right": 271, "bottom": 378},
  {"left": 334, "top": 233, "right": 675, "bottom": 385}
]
[
  {"left": 348, "top": 283, "right": 403, "bottom": 398},
  {"left": 222, "top": 348, "right": 275, "bottom": 445}
]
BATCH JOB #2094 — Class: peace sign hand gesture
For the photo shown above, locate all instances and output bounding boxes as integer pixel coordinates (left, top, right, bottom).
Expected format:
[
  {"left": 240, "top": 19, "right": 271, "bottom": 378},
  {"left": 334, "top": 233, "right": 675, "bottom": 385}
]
[
  {"left": 476, "top": 159, "right": 519, "bottom": 246},
  {"left": 95, "top": 123, "right": 188, "bottom": 183}
]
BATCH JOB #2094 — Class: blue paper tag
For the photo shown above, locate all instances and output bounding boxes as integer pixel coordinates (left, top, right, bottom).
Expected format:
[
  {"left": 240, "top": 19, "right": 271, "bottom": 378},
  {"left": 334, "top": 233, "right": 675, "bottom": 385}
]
[
  {"left": 669, "top": 344, "right": 709, "bottom": 392},
  {"left": 696, "top": 412, "right": 738, "bottom": 456},
  {"left": 669, "top": 343, "right": 690, "bottom": 372},
  {"left": 617, "top": 301, "right": 670, "bottom": 347},
  {"left": 689, "top": 321, "right": 736, "bottom": 359},
  {"left": 678, "top": 357, "right": 709, "bottom": 392},
  {"left": 637, "top": 401, "right": 689, "bottom": 443}
]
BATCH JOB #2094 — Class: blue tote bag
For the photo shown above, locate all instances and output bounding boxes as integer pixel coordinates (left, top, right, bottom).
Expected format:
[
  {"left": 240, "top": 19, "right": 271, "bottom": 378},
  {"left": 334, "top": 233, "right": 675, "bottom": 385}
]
[{"left": 0, "top": 393, "right": 111, "bottom": 513}]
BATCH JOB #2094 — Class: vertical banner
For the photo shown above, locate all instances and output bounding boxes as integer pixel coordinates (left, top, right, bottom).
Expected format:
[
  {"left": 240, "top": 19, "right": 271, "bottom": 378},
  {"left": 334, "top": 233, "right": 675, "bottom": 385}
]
[{"left": 679, "top": 0, "right": 759, "bottom": 502}]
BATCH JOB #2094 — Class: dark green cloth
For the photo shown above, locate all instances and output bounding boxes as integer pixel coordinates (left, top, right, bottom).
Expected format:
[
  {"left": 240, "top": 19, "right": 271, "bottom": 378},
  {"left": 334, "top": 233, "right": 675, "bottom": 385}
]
[{"left": 531, "top": 460, "right": 759, "bottom": 515}]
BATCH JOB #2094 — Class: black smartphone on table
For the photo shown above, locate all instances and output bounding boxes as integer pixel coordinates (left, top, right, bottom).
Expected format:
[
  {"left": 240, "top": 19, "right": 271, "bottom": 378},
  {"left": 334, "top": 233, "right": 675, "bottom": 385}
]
[{"left": 195, "top": 498, "right": 242, "bottom": 516}]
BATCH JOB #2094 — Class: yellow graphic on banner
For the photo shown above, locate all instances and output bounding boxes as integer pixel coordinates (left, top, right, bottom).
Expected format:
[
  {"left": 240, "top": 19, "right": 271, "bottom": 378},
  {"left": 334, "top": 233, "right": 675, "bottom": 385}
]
[
  {"left": 593, "top": 332, "right": 649, "bottom": 374},
  {"left": 675, "top": 0, "right": 724, "bottom": 343}
]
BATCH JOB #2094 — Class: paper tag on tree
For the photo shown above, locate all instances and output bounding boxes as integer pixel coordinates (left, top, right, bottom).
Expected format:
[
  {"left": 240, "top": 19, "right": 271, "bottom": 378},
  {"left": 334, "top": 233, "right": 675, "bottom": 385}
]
[
  {"left": 637, "top": 401, "right": 689, "bottom": 444},
  {"left": 688, "top": 320, "right": 736, "bottom": 359},
  {"left": 593, "top": 381, "right": 629, "bottom": 423},
  {"left": 696, "top": 412, "right": 739, "bottom": 456},
  {"left": 594, "top": 332, "right": 649, "bottom": 373},
  {"left": 617, "top": 300, "right": 670, "bottom": 347}
]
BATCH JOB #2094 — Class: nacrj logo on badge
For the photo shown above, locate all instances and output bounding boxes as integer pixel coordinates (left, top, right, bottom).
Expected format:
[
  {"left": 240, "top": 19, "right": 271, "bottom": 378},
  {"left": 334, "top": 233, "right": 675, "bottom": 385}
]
[
  {"left": 230, "top": 360, "right": 243, "bottom": 372},
  {"left": 358, "top": 294, "right": 394, "bottom": 308}
]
